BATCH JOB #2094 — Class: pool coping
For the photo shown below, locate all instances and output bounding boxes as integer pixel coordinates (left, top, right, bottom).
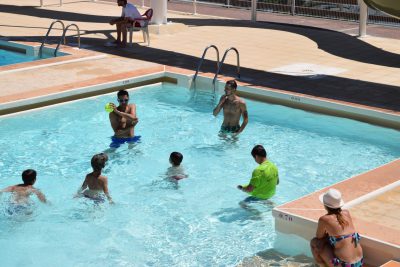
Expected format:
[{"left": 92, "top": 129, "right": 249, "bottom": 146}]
[
  {"left": 1, "top": 65, "right": 399, "bottom": 129},
  {"left": 272, "top": 159, "right": 400, "bottom": 266}
]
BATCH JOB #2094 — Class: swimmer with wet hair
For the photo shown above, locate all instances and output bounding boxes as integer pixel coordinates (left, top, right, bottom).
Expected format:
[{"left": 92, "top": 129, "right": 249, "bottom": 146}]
[
  {"left": 167, "top": 152, "right": 187, "bottom": 181},
  {"left": 0, "top": 169, "right": 47, "bottom": 204},
  {"left": 76, "top": 153, "right": 113, "bottom": 203}
]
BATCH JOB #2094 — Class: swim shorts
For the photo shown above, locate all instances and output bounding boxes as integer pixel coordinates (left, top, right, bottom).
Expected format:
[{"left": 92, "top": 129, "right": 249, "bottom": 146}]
[
  {"left": 220, "top": 125, "right": 240, "bottom": 133},
  {"left": 110, "top": 135, "right": 141, "bottom": 148}
]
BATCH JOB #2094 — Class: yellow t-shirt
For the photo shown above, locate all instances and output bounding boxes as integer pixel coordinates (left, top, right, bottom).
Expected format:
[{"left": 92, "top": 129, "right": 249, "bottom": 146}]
[{"left": 246, "top": 160, "right": 279, "bottom": 199}]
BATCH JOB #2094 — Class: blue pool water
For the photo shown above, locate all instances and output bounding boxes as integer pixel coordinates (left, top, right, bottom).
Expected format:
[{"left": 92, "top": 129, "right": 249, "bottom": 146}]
[
  {"left": 0, "top": 84, "right": 399, "bottom": 266},
  {"left": 0, "top": 48, "right": 53, "bottom": 66}
]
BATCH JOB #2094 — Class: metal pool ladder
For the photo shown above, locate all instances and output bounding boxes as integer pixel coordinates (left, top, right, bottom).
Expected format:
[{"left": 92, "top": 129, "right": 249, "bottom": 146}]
[
  {"left": 55, "top": 23, "right": 81, "bottom": 57},
  {"left": 39, "top": 20, "right": 65, "bottom": 58},
  {"left": 213, "top": 47, "right": 240, "bottom": 87},
  {"left": 193, "top": 45, "right": 220, "bottom": 84}
]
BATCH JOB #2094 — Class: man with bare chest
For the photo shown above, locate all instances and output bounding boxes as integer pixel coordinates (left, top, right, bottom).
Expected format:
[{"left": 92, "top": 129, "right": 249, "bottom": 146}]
[
  {"left": 213, "top": 80, "right": 248, "bottom": 134},
  {"left": 109, "top": 90, "right": 140, "bottom": 147}
]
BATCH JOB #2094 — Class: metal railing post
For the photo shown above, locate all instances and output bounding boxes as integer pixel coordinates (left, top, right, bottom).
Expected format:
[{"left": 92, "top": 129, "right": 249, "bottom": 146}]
[
  {"left": 193, "top": 0, "right": 197, "bottom": 15},
  {"left": 59, "top": 0, "right": 62, "bottom": 7},
  {"left": 291, "top": 0, "right": 295, "bottom": 15},
  {"left": 40, "top": 0, "right": 43, "bottom": 7},
  {"left": 358, "top": 0, "right": 367, "bottom": 37},
  {"left": 142, "top": 0, "right": 145, "bottom": 7},
  {"left": 227, "top": 0, "right": 230, "bottom": 8},
  {"left": 251, "top": 0, "right": 257, "bottom": 22}
]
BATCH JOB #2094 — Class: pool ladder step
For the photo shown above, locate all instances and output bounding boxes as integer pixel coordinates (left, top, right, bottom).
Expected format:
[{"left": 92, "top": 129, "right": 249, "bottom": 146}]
[
  {"left": 193, "top": 44, "right": 240, "bottom": 93},
  {"left": 39, "top": 20, "right": 81, "bottom": 57}
]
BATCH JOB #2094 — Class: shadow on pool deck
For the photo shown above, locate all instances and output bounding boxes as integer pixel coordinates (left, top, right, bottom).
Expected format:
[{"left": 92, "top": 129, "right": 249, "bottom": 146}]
[
  {"left": 4, "top": 31, "right": 400, "bottom": 112},
  {"left": 2, "top": 3, "right": 400, "bottom": 68},
  {"left": 2, "top": 3, "right": 400, "bottom": 112}
]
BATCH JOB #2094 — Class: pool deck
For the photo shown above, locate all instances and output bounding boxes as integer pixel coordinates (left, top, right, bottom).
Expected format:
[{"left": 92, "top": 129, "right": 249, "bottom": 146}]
[
  {"left": 273, "top": 159, "right": 400, "bottom": 266},
  {"left": 1, "top": 0, "right": 400, "bottom": 266}
]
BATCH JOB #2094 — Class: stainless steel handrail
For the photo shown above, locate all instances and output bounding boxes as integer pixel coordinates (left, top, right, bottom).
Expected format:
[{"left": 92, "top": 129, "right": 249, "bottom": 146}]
[
  {"left": 54, "top": 23, "right": 81, "bottom": 57},
  {"left": 193, "top": 45, "right": 220, "bottom": 83},
  {"left": 212, "top": 47, "right": 240, "bottom": 86},
  {"left": 39, "top": 20, "right": 65, "bottom": 58}
]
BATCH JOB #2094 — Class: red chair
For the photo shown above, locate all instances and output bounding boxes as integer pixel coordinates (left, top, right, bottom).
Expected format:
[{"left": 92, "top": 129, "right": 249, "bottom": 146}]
[{"left": 128, "top": 8, "right": 153, "bottom": 47}]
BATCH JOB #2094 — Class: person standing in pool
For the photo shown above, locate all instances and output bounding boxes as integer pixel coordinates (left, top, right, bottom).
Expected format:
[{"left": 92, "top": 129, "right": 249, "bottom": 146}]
[
  {"left": 76, "top": 153, "right": 113, "bottom": 204},
  {"left": 237, "top": 145, "right": 279, "bottom": 200},
  {"left": 213, "top": 80, "right": 248, "bottom": 135},
  {"left": 109, "top": 90, "right": 140, "bottom": 147}
]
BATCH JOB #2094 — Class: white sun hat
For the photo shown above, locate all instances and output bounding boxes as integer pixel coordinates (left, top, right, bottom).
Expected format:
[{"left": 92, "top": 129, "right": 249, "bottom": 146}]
[{"left": 319, "top": 188, "right": 344, "bottom": 209}]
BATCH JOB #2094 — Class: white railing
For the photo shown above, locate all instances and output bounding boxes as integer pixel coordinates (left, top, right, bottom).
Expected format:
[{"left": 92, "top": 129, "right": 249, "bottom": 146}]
[{"left": 169, "top": 0, "right": 400, "bottom": 27}]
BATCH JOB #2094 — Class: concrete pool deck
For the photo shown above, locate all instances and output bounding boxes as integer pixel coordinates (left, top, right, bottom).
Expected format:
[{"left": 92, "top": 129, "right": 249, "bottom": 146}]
[{"left": 0, "top": 0, "right": 399, "bottom": 266}]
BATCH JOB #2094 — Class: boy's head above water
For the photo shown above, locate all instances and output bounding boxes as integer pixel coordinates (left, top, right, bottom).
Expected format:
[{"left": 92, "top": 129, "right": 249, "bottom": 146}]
[
  {"left": 22, "top": 169, "right": 37, "bottom": 185},
  {"left": 169, "top": 152, "right": 183, "bottom": 167},
  {"left": 91, "top": 153, "right": 109, "bottom": 172}
]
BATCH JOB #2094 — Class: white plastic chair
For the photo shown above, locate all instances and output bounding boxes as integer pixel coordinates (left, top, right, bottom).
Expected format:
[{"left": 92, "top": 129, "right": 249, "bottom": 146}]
[{"left": 128, "top": 8, "right": 153, "bottom": 47}]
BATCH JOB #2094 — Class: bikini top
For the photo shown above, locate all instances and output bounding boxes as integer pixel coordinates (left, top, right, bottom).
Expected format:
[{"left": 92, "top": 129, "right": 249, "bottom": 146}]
[{"left": 328, "top": 232, "right": 361, "bottom": 247}]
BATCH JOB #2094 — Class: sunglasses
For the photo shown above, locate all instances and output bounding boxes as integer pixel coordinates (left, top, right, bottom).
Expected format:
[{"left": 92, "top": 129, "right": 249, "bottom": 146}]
[{"left": 117, "top": 98, "right": 129, "bottom": 103}]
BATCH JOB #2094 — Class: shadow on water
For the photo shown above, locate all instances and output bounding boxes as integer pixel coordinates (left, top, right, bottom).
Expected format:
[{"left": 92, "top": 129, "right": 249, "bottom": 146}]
[
  {"left": 239, "top": 248, "right": 315, "bottom": 267},
  {"left": 212, "top": 200, "right": 274, "bottom": 224},
  {"left": 68, "top": 198, "right": 107, "bottom": 221},
  {"left": 103, "top": 140, "right": 143, "bottom": 166},
  {"left": 192, "top": 136, "right": 239, "bottom": 157},
  {"left": 148, "top": 174, "right": 182, "bottom": 190}
]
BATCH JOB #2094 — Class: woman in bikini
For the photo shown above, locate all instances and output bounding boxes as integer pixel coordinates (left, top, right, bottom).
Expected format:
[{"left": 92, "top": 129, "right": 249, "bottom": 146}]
[{"left": 310, "top": 188, "right": 363, "bottom": 267}]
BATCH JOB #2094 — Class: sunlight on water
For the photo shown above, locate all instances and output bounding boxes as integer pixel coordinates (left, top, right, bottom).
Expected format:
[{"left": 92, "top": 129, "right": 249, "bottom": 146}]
[{"left": 0, "top": 83, "right": 399, "bottom": 266}]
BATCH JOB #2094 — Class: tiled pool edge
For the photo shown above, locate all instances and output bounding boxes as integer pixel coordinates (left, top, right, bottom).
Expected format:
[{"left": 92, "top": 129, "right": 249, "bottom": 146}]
[
  {"left": 2, "top": 68, "right": 399, "bottom": 130},
  {"left": 273, "top": 159, "right": 400, "bottom": 267},
  {"left": 0, "top": 69, "right": 170, "bottom": 115}
]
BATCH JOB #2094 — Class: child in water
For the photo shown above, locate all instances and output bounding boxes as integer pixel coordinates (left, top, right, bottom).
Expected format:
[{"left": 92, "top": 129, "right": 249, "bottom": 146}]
[
  {"left": 76, "top": 153, "right": 113, "bottom": 204},
  {"left": 167, "top": 152, "right": 188, "bottom": 181},
  {"left": 0, "top": 169, "right": 47, "bottom": 204}
]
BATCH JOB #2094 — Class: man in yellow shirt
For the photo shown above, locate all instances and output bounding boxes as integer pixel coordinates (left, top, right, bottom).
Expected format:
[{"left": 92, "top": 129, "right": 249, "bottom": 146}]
[{"left": 238, "top": 145, "right": 279, "bottom": 200}]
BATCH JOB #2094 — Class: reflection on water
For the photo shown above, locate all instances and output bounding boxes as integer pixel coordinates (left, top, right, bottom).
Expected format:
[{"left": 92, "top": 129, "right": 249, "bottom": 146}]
[
  {"left": 218, "top": 131, "right": 240, "bottom": 143},
  {"left": 68, "top": 198, "right": 107, "bottom": 221},
  {"left": 149, "top": 175, "right": 180, "bottom": 190}
]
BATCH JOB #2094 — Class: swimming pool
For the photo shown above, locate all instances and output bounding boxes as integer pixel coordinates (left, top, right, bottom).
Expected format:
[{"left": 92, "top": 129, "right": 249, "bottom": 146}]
[
  {"left": 0, "top": 83, "right": 399, "bottom": 266},
  {"left": 0, "top": 48, "right": 43, "bottom": 66},
  {"left": 0, "top": 42, "right": 65, "bottom": 67}
]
